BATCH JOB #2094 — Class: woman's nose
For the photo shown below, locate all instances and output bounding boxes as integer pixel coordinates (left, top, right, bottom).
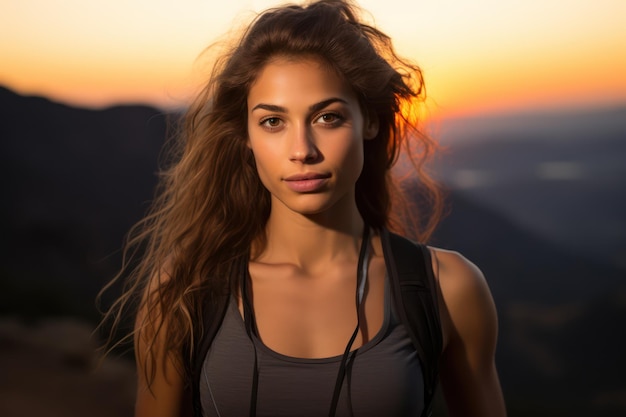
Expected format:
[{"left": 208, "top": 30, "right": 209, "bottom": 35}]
[{"left": 289, "top": 124, "right": 319, "bottom": 163}]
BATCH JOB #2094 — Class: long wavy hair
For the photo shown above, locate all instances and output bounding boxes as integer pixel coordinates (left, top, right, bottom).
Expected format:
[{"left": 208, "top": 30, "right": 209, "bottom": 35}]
[{"left": 98, "top": 0, "right": 443, "bottom": 388}]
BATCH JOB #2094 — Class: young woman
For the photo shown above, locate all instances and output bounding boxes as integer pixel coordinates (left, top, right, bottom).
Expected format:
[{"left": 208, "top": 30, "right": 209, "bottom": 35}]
[{"left": 101, "top": 1, "right": 506, "bottom": 416}]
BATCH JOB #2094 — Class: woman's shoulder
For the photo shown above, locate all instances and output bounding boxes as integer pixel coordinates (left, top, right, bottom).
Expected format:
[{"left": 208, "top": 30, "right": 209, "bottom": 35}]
[
  {"left": 427, "top": 247, "right": 498, "bottom": 349},
  {"left": 428, "top": 247, "right": 491, "bottom": 301}
]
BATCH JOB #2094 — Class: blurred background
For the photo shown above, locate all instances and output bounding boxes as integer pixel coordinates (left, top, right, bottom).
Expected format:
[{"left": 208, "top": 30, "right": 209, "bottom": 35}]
[{"left": 1, "top": 0, "right": 625, "bottom": 415}]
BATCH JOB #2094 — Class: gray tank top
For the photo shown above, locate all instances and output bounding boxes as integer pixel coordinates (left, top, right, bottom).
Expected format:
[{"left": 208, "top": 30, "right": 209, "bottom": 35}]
[{"left": 200, "top": 277, "right": 424, "bottom": 417}]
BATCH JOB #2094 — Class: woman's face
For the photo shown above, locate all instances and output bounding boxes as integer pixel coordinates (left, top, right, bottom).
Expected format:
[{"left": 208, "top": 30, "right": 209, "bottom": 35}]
[{"left": 247, "top": 58, "right": 376, "bottom": 218}]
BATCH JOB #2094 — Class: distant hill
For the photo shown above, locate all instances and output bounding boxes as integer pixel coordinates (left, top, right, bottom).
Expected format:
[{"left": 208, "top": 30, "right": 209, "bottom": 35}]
[
  {"left": 430, "top": 106, "right": 626, "bottom": 270},
  {"left": 1, "top": 85, "right": 625, "bottom": 416},
  {"left": 0, "top": 86, "right": 167, "bottom": 319}
]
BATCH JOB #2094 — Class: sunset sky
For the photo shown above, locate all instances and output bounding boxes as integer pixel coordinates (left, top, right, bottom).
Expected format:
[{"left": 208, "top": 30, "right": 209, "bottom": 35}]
[{"left": 1, "top": 0, "right": 625, "bottom": 117}]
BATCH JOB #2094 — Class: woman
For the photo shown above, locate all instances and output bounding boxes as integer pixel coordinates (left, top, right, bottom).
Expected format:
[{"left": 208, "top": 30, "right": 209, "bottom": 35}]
[{"left": 100, "top": 1, "right": 506, "bottom": 416}]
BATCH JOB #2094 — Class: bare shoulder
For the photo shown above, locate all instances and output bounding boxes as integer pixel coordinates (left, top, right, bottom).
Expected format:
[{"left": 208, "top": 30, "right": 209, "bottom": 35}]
[
  {"left": 428, "top": 247, "right": 497, "bottom": 345},
  {"left": 429, "top": 248, "right": 495, "bottom": 313},
  {"left": 430, "top": 248, "right": 485, "bottom": 289}
]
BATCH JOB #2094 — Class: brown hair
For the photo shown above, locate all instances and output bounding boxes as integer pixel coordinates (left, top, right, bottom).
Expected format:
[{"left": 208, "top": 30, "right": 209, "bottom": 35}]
[{"left": 98, "top": 0, "right": 442, "bottom": 387}]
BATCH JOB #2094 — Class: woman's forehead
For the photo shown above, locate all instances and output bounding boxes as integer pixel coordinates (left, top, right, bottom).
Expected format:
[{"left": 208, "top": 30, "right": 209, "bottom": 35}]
[{"left": 247, "top": 58, "right": 356, "bottom": 107}]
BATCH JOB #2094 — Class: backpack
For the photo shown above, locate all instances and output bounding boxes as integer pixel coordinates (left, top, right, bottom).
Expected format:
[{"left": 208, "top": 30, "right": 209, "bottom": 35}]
[{"left": 191, "top": 228, "right": 443, "bottom": 417}]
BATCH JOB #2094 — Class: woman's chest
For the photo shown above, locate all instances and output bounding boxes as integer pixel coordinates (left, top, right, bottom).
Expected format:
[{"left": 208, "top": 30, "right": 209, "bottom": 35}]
[
  {"left": 200, "top": 295, "right": 425, "bottom": 417},
  {"left": 245, "top": 257, "right": 387, "bottom": 358}
]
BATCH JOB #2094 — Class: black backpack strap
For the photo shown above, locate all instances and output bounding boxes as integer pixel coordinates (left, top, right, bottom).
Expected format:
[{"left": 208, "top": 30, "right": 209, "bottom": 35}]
[
  {"left": 191, "top": 291, "right": 230, "bottom": 417},
  {"left": 190, "top": 257, "right": 242, "bottom": 417},
  {"left": 381, "top": 228, "right": 443, "bottom": 417}
]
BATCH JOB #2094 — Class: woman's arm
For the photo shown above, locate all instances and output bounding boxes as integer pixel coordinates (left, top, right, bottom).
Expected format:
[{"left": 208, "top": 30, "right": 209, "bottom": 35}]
[
  {"left": 134, "top": 334, "right": 192, "bottom": 417},
  {"left": 433, "top": 248, "right": 507, "bottom": 417},
  {"left": 134, "top": 279, "right": 193, "bottom": 417}
]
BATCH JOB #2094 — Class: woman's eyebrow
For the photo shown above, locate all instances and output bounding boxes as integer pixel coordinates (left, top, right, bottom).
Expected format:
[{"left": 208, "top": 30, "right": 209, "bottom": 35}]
[
  {"left": 251, "top": 103, "right": 287, "bottom": 113},
  {"left": 309, "top": 97, "right": 348, "bottom": 112},
  {"left": 251, "top": 97, "right": 348, "bottom": 113}
]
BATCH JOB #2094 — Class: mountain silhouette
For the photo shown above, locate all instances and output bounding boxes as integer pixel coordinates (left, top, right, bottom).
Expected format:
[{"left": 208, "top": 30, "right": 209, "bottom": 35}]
[{"left": 0, "top": 86, "right": 166, "bottom": 319}]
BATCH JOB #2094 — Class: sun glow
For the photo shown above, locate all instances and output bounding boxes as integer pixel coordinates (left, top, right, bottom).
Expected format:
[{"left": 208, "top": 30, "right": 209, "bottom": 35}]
[{"left": 1, "top": 0, "right": 624, "bottom": 116}]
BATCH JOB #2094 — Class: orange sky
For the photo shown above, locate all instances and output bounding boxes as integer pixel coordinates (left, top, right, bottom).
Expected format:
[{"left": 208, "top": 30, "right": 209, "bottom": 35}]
[{"left": 1, "top": 0, "right": 625, "bottom": 117}]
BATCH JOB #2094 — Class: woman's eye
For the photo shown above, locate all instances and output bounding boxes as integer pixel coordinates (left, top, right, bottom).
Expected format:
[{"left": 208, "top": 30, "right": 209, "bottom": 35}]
[
  {"left": 260, "top": 117, "right": 282, "bottom": 129},
  {"left": 315, "top": 112, "right": 343, "bottom": 126}
]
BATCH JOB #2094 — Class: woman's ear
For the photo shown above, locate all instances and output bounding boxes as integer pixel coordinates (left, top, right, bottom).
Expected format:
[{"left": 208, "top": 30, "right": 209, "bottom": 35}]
[{"left": 363, "top": 113, "right": 379, "bottom": 140}]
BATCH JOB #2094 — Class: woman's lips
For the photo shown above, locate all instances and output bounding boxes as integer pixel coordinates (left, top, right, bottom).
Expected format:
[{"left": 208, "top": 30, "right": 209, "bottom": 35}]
[{"left": 283, "top": 173, "right": 331, "bottom": 192}]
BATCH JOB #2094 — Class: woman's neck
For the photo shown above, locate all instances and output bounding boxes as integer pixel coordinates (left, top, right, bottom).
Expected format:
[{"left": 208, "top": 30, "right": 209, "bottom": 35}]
[{"left": 256, "top": 204, "right": 365, "bottom": 272}]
